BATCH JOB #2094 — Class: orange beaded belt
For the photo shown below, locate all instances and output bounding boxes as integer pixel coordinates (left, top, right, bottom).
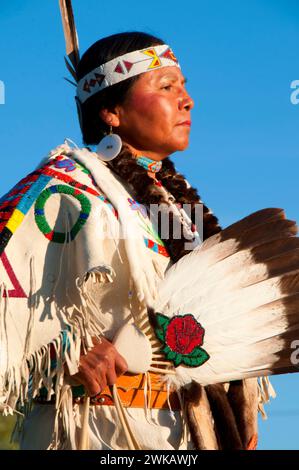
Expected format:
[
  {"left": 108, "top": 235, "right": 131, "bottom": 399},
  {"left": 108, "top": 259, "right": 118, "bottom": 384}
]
[{"left": 35, "top": 372, "right": 181, "bottom": 410}]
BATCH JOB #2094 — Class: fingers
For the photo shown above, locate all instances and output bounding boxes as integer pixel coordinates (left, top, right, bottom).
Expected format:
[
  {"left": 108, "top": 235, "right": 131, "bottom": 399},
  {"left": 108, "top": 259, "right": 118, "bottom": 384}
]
[
  {"left": 76, "top": 361, "right": 107, "bottom": 397},
  {"left": 69, "top": 337, "right": 128, "bottom": 397},
  {"left": 102, "top": 353, "right": 118, "bottom": 385},
  {"left": 91, "top": 337, "right": 128, "bottom": 378},
  {"left": 83, "top": 374, "right": 104, "bottom": 398},
  {"left": 114, "top": 353, "right": 128, "bottom": 376}
]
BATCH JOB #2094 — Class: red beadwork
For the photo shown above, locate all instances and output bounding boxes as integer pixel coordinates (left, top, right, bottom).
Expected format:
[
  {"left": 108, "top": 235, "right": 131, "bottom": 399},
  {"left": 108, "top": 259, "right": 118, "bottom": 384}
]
[
  {"left": 0, "top": 252, "right": 27, "bottom": 298},
  {"left": 123, "top": 61, "right": 133, "bottom": 72},
  {"left": 158, "top": 245, "right": 169, "bottom": 257},
  {"left": 165, "top": 315, "right": 204, "bottom": 355},
  {"left": 83, "top": 80, "right": 91, "bottom": 93},
  {"left": 41, "top": 166, "right": 100, "bottom": 197},
  {"left": 147, "top": 239, "right": 154, "bottom": 249},
  {"left": 45, "top": 230, "right": 54, "bottom": 241},
  {"left": 160, "top": 48, "right": 178, "bottom": 63},
  {"left": 95, "top": 73, "right": 105, "bottom": 85},
  {"left": 114, "top": 62, "right": 124, "bottom": 74}
]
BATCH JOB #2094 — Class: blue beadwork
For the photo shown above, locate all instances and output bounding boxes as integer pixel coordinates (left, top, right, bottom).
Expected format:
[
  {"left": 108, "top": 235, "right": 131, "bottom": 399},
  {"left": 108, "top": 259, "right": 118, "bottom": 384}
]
[{"left": 135, "top": 156, "right": 162, "bottom": 173}]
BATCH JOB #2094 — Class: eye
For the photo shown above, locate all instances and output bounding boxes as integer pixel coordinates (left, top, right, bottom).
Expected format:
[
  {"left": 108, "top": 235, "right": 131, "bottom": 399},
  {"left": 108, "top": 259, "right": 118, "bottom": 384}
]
[{"left": 162, "top": 84, "right": 172, "bottom": 90}]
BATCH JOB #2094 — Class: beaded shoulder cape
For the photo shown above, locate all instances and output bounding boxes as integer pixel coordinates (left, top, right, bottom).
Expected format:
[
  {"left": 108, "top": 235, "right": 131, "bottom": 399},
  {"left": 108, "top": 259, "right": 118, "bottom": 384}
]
[{"left": 0, "top": 143, "right": 169, "bottom": 414}]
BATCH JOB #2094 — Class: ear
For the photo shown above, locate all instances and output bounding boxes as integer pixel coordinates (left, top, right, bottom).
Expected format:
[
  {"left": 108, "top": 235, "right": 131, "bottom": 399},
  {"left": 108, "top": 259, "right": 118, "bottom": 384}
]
[{"left": 99, "top": 107, "right": 121, "bottom": 128}]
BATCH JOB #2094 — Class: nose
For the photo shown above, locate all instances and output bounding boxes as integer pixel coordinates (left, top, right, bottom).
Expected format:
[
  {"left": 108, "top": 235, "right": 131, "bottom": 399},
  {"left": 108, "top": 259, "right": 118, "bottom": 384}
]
[{"left": 178, "top": 90, "right": 194, "bottom": 111}]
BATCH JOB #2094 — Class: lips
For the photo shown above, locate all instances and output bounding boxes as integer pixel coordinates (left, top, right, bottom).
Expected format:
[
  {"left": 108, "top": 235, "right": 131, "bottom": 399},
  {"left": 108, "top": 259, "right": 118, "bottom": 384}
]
[{"left": 177, "top": 120, "right": 191, "bottom": 126}]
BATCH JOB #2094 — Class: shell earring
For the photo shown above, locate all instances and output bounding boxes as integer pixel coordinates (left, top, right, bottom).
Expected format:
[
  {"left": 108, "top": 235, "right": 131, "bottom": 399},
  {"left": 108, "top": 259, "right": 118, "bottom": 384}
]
[{"left": 96, "top": 125, "right": 122, "bottom": 161}]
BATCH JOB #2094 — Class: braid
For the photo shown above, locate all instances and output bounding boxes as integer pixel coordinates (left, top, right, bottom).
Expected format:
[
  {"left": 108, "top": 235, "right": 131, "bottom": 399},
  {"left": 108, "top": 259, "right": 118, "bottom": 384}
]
[
  {"left": 159, "top": 157, "right": 222, "bottom": 240},
  {"left": 107, "top": 146, "right": 222, "bottom": 262}
]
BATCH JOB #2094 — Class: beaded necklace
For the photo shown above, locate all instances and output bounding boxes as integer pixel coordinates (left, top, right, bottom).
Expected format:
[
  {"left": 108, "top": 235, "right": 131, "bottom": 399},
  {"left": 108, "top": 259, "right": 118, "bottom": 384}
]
[
  {"left": 135, "top": 155, "right": 162, "bottom": 174},
  {"left": 134, "top": 155, "right": 200, "bottom": 248}
]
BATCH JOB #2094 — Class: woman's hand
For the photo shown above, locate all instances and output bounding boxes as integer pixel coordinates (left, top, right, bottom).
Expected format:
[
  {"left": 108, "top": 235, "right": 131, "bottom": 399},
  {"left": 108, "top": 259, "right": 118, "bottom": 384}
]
[{"left": 69, "top": 337, "right": 128, "bottom": 397}]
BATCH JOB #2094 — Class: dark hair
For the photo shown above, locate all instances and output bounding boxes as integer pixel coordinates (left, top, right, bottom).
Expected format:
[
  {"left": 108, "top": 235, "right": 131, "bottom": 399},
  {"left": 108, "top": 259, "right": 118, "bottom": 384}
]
[{"left": 76, "top": 31, "right": 221, "bottom": 262}]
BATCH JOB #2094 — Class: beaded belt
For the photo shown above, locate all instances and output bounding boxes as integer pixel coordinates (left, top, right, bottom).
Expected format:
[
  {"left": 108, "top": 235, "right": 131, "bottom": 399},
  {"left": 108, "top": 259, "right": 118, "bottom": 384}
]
[{"left": 35, "top": 372, "right": 181, "bottom": 410}]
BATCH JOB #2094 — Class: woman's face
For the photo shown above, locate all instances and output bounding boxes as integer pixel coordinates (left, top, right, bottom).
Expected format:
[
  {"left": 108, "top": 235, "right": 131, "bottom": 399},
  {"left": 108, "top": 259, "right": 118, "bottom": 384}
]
[{"left": 109, "top": 66, "right": 194, "bottom": 160}]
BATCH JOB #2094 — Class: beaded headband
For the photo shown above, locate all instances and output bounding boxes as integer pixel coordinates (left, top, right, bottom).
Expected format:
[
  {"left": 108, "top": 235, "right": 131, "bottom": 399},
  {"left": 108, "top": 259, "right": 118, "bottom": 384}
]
[{"left": 76, "top": 44, "right": 180, "bottom": 104}]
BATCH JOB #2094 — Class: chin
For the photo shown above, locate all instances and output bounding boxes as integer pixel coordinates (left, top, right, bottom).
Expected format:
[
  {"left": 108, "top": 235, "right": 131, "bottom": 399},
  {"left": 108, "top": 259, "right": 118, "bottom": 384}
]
[
  {"left": 174, "top": 140, "right": 190, "bottom": 152},
  {"left": 162, "top": 139, "right": 190, "bottom": 155}
]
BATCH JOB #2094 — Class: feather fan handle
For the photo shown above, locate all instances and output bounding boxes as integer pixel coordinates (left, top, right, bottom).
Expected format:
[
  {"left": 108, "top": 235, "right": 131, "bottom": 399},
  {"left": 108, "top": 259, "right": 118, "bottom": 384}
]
[{"left": 59, "top": 0, "right": 80, "bottom": 82}]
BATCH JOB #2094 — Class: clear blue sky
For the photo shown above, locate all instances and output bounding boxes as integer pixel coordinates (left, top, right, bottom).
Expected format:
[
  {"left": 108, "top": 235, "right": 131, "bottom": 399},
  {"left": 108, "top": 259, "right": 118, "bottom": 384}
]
[{"left": 0, "top": 0, "right": 299, "bottom": 450}]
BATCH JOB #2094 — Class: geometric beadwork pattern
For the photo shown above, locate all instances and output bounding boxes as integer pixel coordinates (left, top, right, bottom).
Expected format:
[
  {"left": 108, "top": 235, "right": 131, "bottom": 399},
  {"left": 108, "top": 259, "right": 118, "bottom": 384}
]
[
  {"left": 0, "top": 154, "right": 169, "bottom": 257},
  {"left": 0, "top": 157, "right": 100, "bottom": 254},
  {"left": 0, "top": 171, "right": 52, "bottom": 255},
  {"left": 143, "top": 237, "right": 169, "bottom": 258},
  {"left": 0, "top": 251, "right": 27, "bottom": 298},
  {"left": 40, "top": 166, "right": 101, "bottom": 198},
  {"left": 54, "top": 158, "right": 77, "bottom": 172},
  {"left": 128, "top": 198, "right": 148, "bottom": 218},
  {"left": 34, "top": 184, "right": 91, "bottom": 243},
  {"left": 127, "top": 197, "right": 169, "bottom": 257},
  {"left": 77, "top": 45, "right": 180, "bottom": 104},
  {"left": 142, "top": 48, "right": 162, "bottom": 69}
]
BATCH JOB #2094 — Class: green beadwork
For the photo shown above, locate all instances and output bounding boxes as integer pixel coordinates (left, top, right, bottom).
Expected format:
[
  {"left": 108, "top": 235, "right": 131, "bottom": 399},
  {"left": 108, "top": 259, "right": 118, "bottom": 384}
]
[{"left": 34, "top": 184, "right": 91, "bottom": 243}]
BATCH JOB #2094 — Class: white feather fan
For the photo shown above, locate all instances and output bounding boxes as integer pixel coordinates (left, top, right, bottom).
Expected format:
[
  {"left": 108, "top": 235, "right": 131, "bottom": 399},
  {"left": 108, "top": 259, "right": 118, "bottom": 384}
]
[{"left": 150, "top": 208, "right": 299, "bottom": 387}]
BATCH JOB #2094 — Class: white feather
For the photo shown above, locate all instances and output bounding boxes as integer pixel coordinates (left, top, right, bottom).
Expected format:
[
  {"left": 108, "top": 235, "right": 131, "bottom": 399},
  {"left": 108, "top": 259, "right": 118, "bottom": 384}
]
[{"left": 153, "top": 208, "right": 299, "bottom": 387}]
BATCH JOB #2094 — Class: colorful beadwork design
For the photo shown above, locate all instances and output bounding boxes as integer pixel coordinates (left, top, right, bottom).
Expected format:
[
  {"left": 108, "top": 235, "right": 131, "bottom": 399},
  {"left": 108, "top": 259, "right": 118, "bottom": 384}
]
[
  {"left": 52, "top": 155, "right": 95, "bottom": 184},
  {"left": 154, "top": 313, "right": 210, "bottom": 367},
  {"left": 0, "top": 156, "right": 101, "bottom": 254},
  {"left": 128, "top": 198, "right": 148, "bottom": 218},
  {"left": 135, "top": 156, "right": 162, "bottom": 173},
  {"left": 0, "top": 251, "right": 27, "bottom": 298},
  {"left": 143, "top": 237, "right": 169, "bottom": 257},
  {"left": 142, "top": 48, "right": 162, "bottom": 69},
  {"left": 160, "top": 47, "right": 178, "bottom": 63},
  {"left": 54, "top": 158, "right": 76, "bottom": 172},
  {"left": 0, "top": 155, "right": 168, "bottom": 257},
  {"left": 83, "top": 73, "right": 105, "bottom": 93},
  {"left": 127, "top": 197, "right": 169, "bottom": 257},
  {"left": 77, "top": 44, "right": 180, "bottom": 104},
  {"left": 0, "top": 171, "right": 52, "bottom": 254},
  {"left": 34, "top": 184, "right": 91, "bottom": 243},
  {"left": 99, "top": 195, "right": 118, "bottom": 219},
  {"left": 40, "top": 165, "right": 100, "bottom": 198}
]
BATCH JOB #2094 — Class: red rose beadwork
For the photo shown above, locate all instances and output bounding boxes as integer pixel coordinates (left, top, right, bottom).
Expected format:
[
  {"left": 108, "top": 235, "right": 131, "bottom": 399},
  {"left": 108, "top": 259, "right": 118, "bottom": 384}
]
[{"left": 154, "top": 313, "right": 210, "bottom": 367}]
